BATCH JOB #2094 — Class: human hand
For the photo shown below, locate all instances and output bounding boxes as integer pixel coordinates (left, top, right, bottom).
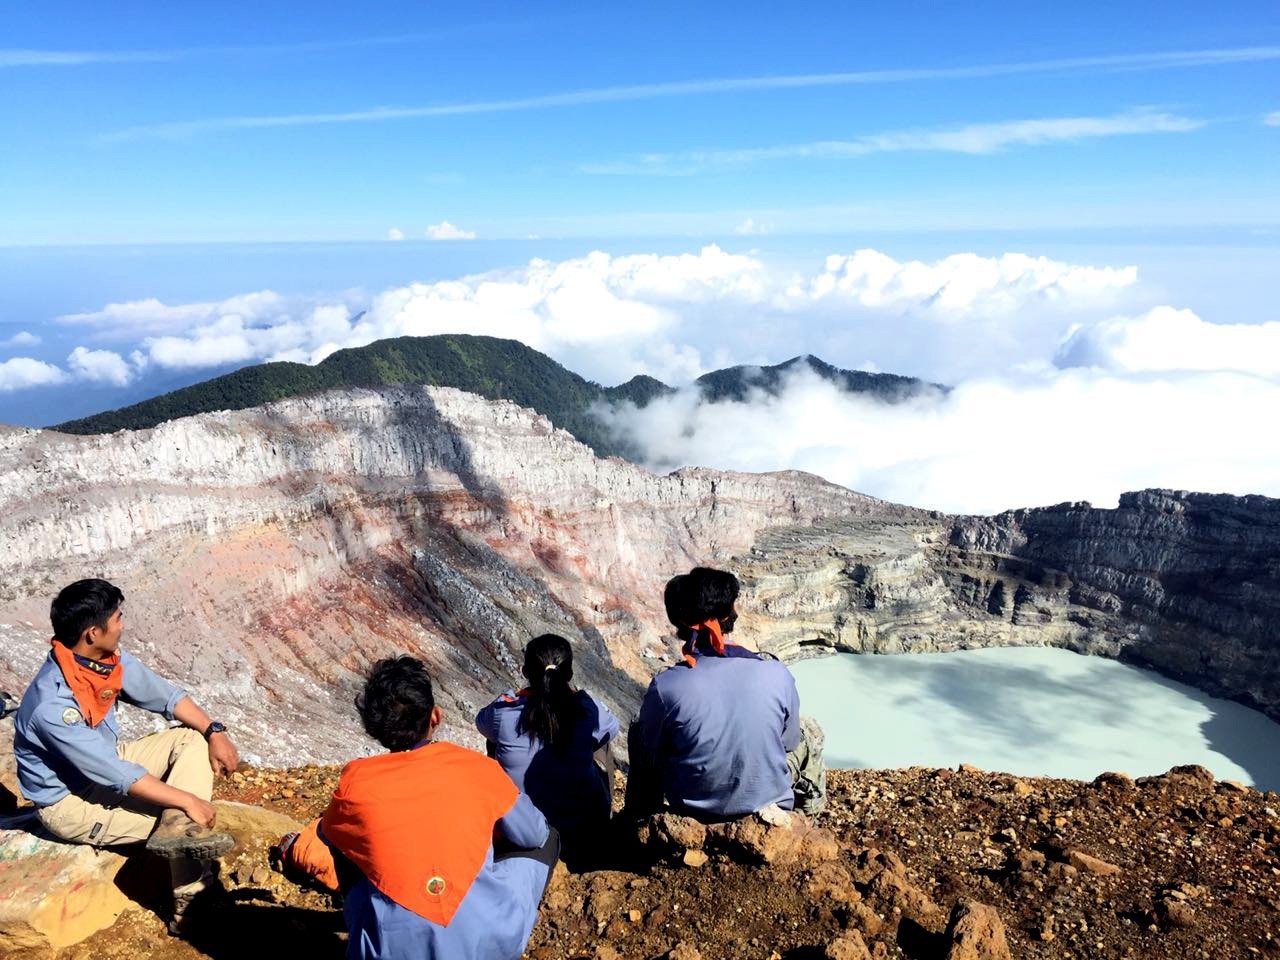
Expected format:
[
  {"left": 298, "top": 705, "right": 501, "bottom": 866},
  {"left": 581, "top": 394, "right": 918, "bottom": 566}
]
[
  {"left": 208, "top": 733, "right": 240, "bottom": 776},
  {"left": 183, "top": 796, "right": 217, "bottom": 828}
]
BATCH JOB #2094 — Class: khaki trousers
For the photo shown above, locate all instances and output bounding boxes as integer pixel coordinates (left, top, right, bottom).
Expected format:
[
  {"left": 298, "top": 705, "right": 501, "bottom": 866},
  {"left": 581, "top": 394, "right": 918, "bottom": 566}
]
[
  {"left": 786, "top": 714, "right": 828, "bottom": 815},
  {"left": 38, "top": 727, "right": 212, "bottom": 846}
]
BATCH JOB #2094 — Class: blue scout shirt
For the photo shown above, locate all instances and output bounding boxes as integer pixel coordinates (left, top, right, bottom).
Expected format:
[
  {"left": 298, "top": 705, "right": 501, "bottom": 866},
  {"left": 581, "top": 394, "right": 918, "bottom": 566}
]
[
  {"left": 342, "top": 790, "right": 550, "bottom": 960},
  {"left": 636, "top": 645, "right": 801, "bottom": 820},
  {"left": 14, "top": 648, "right": 187, "bottom": 806},
  {"left": 475, "top": 689, "right": 619, "bottom": 832}
]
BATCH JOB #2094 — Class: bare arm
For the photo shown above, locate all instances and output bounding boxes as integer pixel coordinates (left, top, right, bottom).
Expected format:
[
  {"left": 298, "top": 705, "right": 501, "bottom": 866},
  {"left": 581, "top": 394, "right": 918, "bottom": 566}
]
[
  {"left": 127, "top": 773, "right": 216, "bottom": 827},
  {"left": 172, "top": 696, "right": 240, "bottom": 776}
]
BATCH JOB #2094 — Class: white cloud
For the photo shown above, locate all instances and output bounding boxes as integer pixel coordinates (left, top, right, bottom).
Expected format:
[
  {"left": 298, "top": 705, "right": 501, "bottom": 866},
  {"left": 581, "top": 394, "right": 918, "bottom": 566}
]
[
  {"left": 424, "top": 221, "right": 476, "bottom": 240},
  {"left": 801, "top": 249, "right": 1137, "bottom": 314},
  {"left": 56, "top": 246, "right": 765, "bottom": 383},
  {"left": 585, "top": 110, "right": 1203, "bottom": 175},
  {"left": 59, "top": 291, "right": 292, "bottom": 337},
  {"left": 66, "top": 346, "right": 136, "bottom": 386},
  {"left": 101, "top": 46, "right": 1278, "bottom": 140},
  {"left": 1265, "top": 112, "right": 1280, "bottom": 127},
  {"left": 51, "top": 246, "right": 1145, "bottom": 387},
  {"left": 0, "top": 48, "right": 172, "bottom": 67},
  {"left": 1, "top": 330, "right": 40, "bottom": 348},
  {"left": 0, "top": 357, "right": 67, "bottom": 391},
  {"left": 387, "top": 227, "right": 405, "bottom": 241},
  {"left": 1056, "top": 307, "right": 1280, "bottom": 375},
  {"left": 734, "top": 218, "right": 771, "bottom": 235},
  {"left": 597, "top": 364, "right": 1280, "bottom": 515}
]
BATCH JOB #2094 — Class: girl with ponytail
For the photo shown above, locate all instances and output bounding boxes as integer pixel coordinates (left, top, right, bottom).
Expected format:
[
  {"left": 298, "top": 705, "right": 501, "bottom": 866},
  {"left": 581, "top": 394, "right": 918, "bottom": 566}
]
[{"left": 476, "top": 635, "right": 619, "bottom": 861}]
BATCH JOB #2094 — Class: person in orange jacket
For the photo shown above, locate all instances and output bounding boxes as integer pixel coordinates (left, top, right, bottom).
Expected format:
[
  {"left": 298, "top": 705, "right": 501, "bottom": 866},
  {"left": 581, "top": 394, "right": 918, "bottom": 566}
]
[{"left": 272, "top": 656, "right": 559, "bottom": 960}]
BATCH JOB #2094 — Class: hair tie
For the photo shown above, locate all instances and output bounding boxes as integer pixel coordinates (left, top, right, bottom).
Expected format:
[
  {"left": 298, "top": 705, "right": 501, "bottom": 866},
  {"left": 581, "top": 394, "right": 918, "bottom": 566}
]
[{"left": 544, "top": 663, "right": 558, "bottom": 671}]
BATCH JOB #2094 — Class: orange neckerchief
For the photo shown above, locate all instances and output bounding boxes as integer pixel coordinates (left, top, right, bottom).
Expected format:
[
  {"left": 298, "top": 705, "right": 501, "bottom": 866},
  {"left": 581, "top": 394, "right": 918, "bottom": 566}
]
[
  {"left": 49, "top": 639, "right": 121, "bottom": 728},
  {"left": 681, "top": 618, "right": 726, "bottom": 667},
  {"left": 321, "top": 741, "right": 518, "bottom": 925}
]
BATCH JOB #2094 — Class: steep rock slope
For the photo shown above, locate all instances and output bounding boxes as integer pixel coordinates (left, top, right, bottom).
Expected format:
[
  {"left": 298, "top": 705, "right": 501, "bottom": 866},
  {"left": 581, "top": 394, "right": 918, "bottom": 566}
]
[{"left": 0, "top": 386, "right": 906, "bottom": 765}]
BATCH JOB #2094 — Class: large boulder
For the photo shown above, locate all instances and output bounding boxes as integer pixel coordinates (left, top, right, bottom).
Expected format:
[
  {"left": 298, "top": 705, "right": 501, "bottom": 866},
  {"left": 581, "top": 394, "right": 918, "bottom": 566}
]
[
  {"left": 0, "top": 815, "right": 136, "bottom": 952},
  {"left": 0, "top": 800, "right": 300, "bottom": 952},
  {"left": 635, "top": 804, "right": 841, "bottom": 868}
]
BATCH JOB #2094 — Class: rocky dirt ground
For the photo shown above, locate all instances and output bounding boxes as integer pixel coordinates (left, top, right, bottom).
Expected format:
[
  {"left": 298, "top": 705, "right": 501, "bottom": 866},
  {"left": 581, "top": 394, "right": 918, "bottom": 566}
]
[{"left": 10, "top": 762, "right": 1280, "bottom": 960}]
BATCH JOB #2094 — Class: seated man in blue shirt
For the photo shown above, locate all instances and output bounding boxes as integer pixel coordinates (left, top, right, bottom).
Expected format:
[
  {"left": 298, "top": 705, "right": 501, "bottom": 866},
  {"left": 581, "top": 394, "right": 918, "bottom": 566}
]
[
  {"left": 626, "top": 567, "right": 826, "bottom": 822},
  {"left": 272, "top": 655, "right": 559, "bottom": 960},
  {"left": 12, "top": 578, "right": 240, "bottom": 930}
]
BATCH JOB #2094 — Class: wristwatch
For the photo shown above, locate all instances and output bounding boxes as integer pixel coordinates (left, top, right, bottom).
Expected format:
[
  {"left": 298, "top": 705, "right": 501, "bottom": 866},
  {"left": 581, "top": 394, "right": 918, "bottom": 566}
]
[{"left": 203, "top": 720, "right": 228, "bottom": 741}]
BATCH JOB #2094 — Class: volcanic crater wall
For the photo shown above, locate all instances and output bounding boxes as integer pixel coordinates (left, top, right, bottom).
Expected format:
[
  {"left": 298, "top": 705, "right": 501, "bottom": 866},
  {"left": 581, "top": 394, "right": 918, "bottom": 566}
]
[
  {"left": 2, "top": 385, "right": 1277, "bottom": 770},
  {"left": 0, "top": 386, "right": 905, "bottom": 765}
]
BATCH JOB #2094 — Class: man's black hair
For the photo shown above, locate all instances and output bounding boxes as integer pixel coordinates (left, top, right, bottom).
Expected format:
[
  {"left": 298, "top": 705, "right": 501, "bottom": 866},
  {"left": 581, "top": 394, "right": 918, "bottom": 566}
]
[
  {"left": 663, "top": 574, "right": 694, "bottom": 642},
  {"left": 51, "top": 579, "right": 124, "bottom": 648},
  {"left": 684, "top": 567, "right": 740, "bottom": 633},
  {"left": 356, "top": 656, "right": 436, "bottom": 752}
]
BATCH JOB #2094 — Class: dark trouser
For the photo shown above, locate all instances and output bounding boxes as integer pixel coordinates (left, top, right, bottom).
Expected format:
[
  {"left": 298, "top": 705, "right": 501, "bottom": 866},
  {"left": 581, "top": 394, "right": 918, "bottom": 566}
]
[{"left": 622, "top": 720, "right": 666, "bottom": 820}]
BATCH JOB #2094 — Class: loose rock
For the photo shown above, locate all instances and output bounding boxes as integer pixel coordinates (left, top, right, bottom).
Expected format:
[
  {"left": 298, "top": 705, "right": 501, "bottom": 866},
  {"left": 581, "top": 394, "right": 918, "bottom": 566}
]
[
  {"left": 824, "top": 930, "right": 873, "bottom": 960},
  {"left": 943, "top": 899, "right": 1011, "bottom": 960}
]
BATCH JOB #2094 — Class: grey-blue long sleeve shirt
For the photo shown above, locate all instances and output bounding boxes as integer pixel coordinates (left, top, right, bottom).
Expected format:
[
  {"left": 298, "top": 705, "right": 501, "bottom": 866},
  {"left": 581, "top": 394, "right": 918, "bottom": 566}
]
[
  {"left": 636, "top": 646, "right": 800, "bottom": 820},
  {"left": 14, "top": 648, "right": 187, "bottom": 806}
]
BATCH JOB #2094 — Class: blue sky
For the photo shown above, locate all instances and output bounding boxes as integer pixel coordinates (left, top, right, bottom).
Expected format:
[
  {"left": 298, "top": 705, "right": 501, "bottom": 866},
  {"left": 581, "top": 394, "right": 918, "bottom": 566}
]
[{"left": 2, "top": 1, "right": 1278, "bottom": 243}]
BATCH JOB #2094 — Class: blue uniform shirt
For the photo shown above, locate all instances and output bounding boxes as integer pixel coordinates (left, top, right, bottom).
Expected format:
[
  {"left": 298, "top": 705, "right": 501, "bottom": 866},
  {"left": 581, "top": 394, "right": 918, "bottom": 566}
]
[
  {"left": 636, "top": 645, "right": 800, "bottom": 820},
  {"left": 13, "top": 648, "right": 187, "bottom": 806},
  {"left": 342, "top": 781, "right": 551, "bottom": 960},
  {"left": 475, "top": 689, "right": 619, "bottom": 832}
]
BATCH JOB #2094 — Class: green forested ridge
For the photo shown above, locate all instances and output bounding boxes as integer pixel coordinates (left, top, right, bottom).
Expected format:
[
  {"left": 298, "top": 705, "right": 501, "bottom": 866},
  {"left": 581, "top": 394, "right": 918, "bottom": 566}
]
[
  {"left": 695, "top": 355, "right": 935, "bottom": 403},
  {"left": 51, "top": 335, "right": 933, "bottom": 458}
]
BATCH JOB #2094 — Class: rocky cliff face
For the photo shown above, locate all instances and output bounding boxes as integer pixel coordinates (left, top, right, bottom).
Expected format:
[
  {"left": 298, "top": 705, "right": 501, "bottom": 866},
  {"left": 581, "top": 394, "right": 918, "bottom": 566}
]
[
  {"left": 739, "top": 491, "right": 1280, "bottom": 721},
  {"left": 0, "top": 386, "right": 909, "bottom": 765},
  {"left": 2, "top": 386, "right": 1276, "bottom": 769}
]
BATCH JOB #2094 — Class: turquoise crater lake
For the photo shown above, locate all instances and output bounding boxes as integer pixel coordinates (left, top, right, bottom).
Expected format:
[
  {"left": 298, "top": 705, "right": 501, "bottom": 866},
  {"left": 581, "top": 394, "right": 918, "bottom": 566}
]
[{"left": 789, "top": 646, "right": 1280, "bottom": 791}]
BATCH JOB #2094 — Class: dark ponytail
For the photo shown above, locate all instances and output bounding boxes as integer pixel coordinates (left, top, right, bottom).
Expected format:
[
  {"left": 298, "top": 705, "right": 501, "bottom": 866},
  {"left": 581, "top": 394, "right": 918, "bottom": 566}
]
[{"left": 518, "top": 634, "right": 582, "bottom": 751}]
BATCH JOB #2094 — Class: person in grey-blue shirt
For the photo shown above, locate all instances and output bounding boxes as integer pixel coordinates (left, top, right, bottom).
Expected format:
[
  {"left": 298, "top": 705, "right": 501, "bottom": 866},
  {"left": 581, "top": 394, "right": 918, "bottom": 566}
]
[
  {"left": 627, "top": 567, "right": 826, "bottom": 822},
  {"left": 476, "top": 634, "right": 619, "bottom": 865},
  {"left": 12, "top": 579, "right": 240, "bottom": 931}
]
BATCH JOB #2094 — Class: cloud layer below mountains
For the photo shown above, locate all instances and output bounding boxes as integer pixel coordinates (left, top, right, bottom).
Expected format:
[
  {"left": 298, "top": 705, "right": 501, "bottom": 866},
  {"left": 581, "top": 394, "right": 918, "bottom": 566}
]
[
  {"left": 597, "top": 364, "right": 1278, "bottom": 514},
  {"left": 10, "top": 245, "right": 1279, "bottom": 513}
]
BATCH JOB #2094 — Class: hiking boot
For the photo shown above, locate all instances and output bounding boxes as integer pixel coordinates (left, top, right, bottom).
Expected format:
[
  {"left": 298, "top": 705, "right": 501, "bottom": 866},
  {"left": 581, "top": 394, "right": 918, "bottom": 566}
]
[
  {"left": 146, "top": 809, "right": 235, "bottom": 860},
  {"left": 168, "top": 872, "right": 225, "bottom": 936}
]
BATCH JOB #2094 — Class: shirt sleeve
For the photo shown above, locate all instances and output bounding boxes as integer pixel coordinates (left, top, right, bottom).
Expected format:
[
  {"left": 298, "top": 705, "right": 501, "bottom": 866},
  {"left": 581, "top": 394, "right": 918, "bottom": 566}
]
[
  {"left": 591, "top": 696, "right": 621, "bottom": 749},
  {"left": 495, "top": 791, "right": 549, "bottom": 850},
  {"left": 475, "top": 700, "right": 500, "bottom": 743},
  {"left": 117, "top": 650, "right": 187, "bottom": 719},
  {"left": 31, "top": 703, "right": 147, "bottom": 795},
  {"left": 780, "top": 666, "right": 802, "bottom": 752},
  {"left": 635, "top": 679, "right": 668, "bottom": 763}
]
